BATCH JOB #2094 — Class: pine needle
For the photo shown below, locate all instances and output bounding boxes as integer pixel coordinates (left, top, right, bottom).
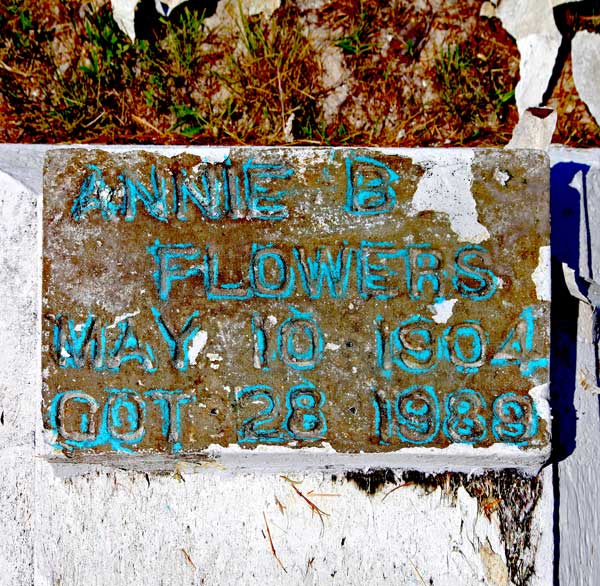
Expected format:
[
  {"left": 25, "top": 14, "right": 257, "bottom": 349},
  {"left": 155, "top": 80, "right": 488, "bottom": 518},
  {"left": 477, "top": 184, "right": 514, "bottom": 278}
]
[
  {"left": 382, "top": 482, "right": 410, "bottom": 502},
  {"left": 181, "top": 548, "right": 197, "bottom": 570},
  {"left": 263, "top": 512, "right": 287, "bottom": 573}
]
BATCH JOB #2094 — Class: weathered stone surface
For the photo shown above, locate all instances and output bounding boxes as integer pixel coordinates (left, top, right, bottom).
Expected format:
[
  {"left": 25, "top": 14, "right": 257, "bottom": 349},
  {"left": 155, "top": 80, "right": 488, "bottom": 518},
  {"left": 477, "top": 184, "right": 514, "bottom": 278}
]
[
  {"left": 572, "top": 31, "right": 600, "bottom": 128},
  {"left": 42, "top": 147, "right": 550, "bottom": 463}
]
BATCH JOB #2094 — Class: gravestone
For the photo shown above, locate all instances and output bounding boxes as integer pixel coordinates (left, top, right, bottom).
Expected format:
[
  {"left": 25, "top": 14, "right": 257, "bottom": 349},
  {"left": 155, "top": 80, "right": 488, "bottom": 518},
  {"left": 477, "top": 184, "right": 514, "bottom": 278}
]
[{"left": 41, "top": 147, "right": 550, "bottom": 468}]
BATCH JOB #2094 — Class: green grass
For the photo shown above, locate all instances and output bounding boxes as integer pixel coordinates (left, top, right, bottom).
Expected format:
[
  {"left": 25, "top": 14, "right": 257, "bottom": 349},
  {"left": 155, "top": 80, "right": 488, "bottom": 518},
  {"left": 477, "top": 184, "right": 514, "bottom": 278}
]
[
  {"left": 335, "top": 6, "right": 374, "bottom": 57},
  {"left": 161, "top": 7, "right": 208, "bottom": 78},
  {"left": 433, "top": 43, "right": 518, "bottom": 141},
  {"left": 435, "top": 45, "right": 478, "bottom": 117}
]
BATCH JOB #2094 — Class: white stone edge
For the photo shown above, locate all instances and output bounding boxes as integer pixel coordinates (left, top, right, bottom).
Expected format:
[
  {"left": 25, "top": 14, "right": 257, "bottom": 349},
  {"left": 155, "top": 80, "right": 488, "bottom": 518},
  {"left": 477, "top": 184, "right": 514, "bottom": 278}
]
[
  {"left": 44, "top": 442, "right": 550, "bottom": 476},
  {"left": 549, "top": 145, "right": 600, "bottom": 165}
]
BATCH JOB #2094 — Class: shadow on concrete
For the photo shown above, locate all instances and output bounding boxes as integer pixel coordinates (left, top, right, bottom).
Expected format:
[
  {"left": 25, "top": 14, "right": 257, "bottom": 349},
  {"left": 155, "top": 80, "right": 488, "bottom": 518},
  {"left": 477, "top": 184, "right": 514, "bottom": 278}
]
[
  {"left": 549, "top": 161, "right": 589, "bottom": 461},
  {"left": 550, "top": 160, "right": 594, "bottom": 585}
]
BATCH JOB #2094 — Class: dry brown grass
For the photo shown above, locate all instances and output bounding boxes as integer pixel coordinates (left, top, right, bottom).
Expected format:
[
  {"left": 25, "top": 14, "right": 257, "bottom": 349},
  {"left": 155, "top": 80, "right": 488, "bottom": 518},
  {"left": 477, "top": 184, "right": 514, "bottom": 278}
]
[{"left": 0, "top": 0, "right": 598, "bottom": 146}]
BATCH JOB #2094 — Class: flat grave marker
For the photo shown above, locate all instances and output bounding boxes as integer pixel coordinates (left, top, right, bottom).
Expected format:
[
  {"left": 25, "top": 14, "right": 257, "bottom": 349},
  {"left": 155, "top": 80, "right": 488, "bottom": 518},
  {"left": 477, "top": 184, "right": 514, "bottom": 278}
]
[{"left": 42, "top": 147, "right": 550, "bottom": 467}]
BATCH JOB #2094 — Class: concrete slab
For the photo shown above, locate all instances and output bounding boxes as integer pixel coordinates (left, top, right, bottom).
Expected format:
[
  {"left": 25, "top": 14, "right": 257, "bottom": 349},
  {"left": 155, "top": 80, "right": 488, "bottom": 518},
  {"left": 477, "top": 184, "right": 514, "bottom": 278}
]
[
  {"left": 41, "top": 147, "right": 551, "bottom": 470},
  {"left": 0, "top": 145, "right": 555, "bottom": 586}
]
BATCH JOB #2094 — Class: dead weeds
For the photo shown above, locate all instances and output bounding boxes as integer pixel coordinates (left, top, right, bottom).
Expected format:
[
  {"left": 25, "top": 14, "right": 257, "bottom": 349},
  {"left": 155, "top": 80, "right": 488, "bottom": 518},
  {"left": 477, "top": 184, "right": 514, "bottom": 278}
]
[
  {"left": 0, "top": 0, "right": 598, "bottom": 146},
  {"left": 281, "top": 475, "right": 329, "bottom": 528}
]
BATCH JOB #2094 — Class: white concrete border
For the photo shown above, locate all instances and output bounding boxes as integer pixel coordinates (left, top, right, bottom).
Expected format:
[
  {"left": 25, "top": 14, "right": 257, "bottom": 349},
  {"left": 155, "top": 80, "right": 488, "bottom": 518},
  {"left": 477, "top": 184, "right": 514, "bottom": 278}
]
[{"left": 0, "top": 145, "right": 555, "bottom": 586}]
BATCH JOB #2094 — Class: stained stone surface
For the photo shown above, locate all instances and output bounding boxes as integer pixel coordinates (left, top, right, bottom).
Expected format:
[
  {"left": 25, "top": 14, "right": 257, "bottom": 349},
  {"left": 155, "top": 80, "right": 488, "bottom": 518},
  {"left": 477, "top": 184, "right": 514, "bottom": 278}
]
[{"left": 41, "top": 147, "right": 550, "bottom": 462}]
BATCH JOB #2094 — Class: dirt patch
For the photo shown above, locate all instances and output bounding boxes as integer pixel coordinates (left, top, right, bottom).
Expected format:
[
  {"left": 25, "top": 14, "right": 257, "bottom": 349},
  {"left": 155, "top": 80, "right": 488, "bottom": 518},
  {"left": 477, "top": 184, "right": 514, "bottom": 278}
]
[{"left": 0, "top": 0, "right": 598, "bottom": 145}]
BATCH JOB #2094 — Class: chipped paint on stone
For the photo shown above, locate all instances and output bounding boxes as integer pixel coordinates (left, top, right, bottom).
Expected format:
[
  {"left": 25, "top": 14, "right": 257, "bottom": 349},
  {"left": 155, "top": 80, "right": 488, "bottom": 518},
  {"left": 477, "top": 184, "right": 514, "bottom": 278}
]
[
  {"left": 202, "top": 440, "right": 550, "bottom": 475},
  {"left": 532, "top": 246, "right": 551, "bottom": 301},
  {"left": 456, "top": 485, "right": 509, "bottom": 582},
  {"left": 496, "top": 0, "right": 562, "bottom": 114},
  {"left": 507, "top": 108, "right": 557, "bottom": 150},
  {"left": 110, "top": 0, "right": 138, "bottom": 41},
  {"left": 410, "top": 150, "right": 490, "bottom": 243},
  {"left": 430, "top": 298, "right": 457, "bottom": 324},
  {"left": 562, "top": 265, "right": 590, "bottom": 304},
  {"left": 494, "top": 168, "right": 511, "bottom": 187},
  {"left": 188, "top": 330, "right": 208, "bottom": 365},
  {"left": 529, "top": 383, "right": 550, "bottom": 431},
  {"left": 107, "top": 309, "right": 140, "bottom": 329}
]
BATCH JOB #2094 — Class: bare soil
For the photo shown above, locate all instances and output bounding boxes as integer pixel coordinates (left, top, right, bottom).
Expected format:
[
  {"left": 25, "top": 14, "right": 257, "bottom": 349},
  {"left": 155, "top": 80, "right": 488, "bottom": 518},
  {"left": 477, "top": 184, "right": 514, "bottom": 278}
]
[{"left": 0, "top": 0, "right": 598, "bottom": 146}]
